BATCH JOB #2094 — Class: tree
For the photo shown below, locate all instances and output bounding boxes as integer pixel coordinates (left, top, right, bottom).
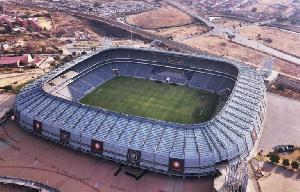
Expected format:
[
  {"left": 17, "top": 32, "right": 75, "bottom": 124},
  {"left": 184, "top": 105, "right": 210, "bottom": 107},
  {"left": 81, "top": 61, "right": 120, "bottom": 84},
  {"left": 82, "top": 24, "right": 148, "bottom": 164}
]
[
  {"left": 58, "top": 49, "right": 63, "bottom": 54},
  {"left": 82, "top": 51, "right": 87, "bottom": 55},
  {"left": 53, "top": 56, "right": 61, "bottom": 61},
  {"left": 30, "top": 64, "right": 37, "bottom": 68},
  {"left": 270, "top": 153, "right": 280, "bottom": 163},
  {"left": 282, "top": 159, "right": 290, "bottom": 167},
  {"left": 276, "top": 84, "right": 284, "bottom": 91},
  {"left": 265, "top": 38, "right": 273, "bottom": 43},
  {"left": 25, "top": 43, "right": 38, "bottom": 52},
  {"left": 252, "top": 7, "right": 257, "bottom": 12},
  {"left": 72, "top": 52, "right": 76, "bottom": 56},
  {"left": 291, "top": 161, "right": 299, "bottom": 169},
  {"left": 0, "top": 5, "right": 3, "bottom": 11},
  {"left": 25, "top": 10, "right": 30, "bottom": 17},
  {"left": 5, "top": 25, "right": 12, "bottom": 33},
  {"left": 50, "top": 61, "right": 57, "bottom": 67},
  {"left": 3, "top": 85, "right": 12, "bottom": 91}
]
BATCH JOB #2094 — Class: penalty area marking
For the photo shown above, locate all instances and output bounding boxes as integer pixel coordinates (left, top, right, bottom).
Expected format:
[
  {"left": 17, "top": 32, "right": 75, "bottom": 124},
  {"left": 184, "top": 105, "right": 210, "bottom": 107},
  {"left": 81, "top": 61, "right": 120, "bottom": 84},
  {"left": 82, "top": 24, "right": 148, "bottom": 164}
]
[{"left": 97, "top": 89, "right": 103, "bottom": 95}]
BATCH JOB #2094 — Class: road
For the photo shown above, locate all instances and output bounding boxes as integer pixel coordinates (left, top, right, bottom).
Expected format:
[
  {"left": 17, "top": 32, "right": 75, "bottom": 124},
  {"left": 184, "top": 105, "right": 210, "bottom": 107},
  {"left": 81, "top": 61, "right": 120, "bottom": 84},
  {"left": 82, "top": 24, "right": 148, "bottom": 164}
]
[
  {"left": 164, "top": 0, "right": 300, "bottom": 65},
  {"left": 8, "top": 1, "right": 214, "bottom": 57},
  {"left": 7, "top": 1, "right": 300, "bottom": 65}
]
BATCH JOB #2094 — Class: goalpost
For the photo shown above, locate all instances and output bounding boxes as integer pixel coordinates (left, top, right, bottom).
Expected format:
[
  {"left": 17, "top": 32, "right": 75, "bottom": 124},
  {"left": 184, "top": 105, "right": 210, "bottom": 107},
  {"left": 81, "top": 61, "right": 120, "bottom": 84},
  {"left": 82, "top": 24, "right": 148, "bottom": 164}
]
[{"left": 97, "top": 89, "right": 102, "bottom": 94}]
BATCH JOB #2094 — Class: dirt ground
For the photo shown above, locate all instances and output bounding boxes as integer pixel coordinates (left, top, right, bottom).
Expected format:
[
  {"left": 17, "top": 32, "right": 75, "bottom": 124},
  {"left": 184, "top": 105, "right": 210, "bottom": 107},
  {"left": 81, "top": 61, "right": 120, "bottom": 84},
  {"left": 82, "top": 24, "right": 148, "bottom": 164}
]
[
  {"left": 0, "top": 121, "right": 214, "bottom": 192},
  {"left": 0, "top": 72, "right": 42, "bottom": 88},
  {"left": 145, "top": 24, "right": 209, "bottom": 41},
  {"left": 245, "top": 0, "right": 299, "bottom": 14},
  {"left": 280, "top": 150, "right": 300, "bottom": 162},
  {"left": 211, "top": 17, "right": 251, "bottom": 28},
  {"left": 183, "top": 35, "right": 300, "bottom": 79},
  {"left": 237, "top": 26, "right": 300, "bottom": 57},
  {"left": 269, "top": 85, "right": 300, "bottom": 101},
  {"left": 126, "top": 5, "right": 193, "bottom": 29},
  {"left": 38, "top": 17, "right": 52, "bottom": 30},
  {"left": 0, "top": 4, "right": 102, "bottom": 54}
]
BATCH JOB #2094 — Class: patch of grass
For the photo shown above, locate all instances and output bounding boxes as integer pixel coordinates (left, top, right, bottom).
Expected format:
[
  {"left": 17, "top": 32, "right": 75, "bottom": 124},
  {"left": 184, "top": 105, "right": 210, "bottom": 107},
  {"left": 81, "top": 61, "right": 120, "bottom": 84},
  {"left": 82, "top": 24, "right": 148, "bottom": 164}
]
[
  {"left": 11, "top": 80, "right": 34, "bottom": 94},
  {"left": 80, "top": 76, "right": 219, "bottom": 124}
]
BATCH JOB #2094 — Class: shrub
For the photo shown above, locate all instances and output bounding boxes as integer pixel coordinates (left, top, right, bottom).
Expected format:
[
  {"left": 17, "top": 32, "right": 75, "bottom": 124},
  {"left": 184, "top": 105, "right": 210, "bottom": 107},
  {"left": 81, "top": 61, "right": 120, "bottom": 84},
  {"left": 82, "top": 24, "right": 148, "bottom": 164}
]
[
  {"left": 53, "top": 56, "right": 61, "bottom": 61},
  {"left": 30, "top": 64, "right": 37, "bottom": 68},
  {"left": 3, "top": 85, "right": 12, "bottom": 91},
  {"left": 265, "top": 38, "right": 273, "bottom": 43},
  {"left": 276, "top": 84, "right": 284, "bottom": 91},
  {"left": 270, "top": 153, "right": 280, "bottom": 163},
  {"left": 50, "top": 62, "right": 57, "bottom": 67},
  {"left": 282, "top": 159, "right": 290, "bottom": 167},
  {"left": 58, "top": 49, "right": 63, "bottom": 54},
  {"left": 291, "top": 161, "right": 299, "bottom": 169}
]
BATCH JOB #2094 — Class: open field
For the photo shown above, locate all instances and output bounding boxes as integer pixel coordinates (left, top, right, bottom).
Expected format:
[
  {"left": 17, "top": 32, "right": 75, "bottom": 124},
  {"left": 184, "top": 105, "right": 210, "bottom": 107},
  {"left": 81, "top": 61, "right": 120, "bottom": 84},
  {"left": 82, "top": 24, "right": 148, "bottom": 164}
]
[
  {"left": 145, "top": 24, "right": 209, "bottom": 41},
  {"left": 211, "top": 17, "right": 248, "bottom": 28},
  {"left": 80, "top": 76, "right": 218, "bottom": 124},
  {"left": 237, "top": 26, "right": 300, "bottom": 57},
  {"left": 126, "top": 5, "right": 193, "bottom": 28},
  {"left": 245, "top": 0, "right": 298, "bottom": 14},
  {"left": 183, "top": 35, "right": 300, "bottom": 78},
  {"left": 38, "top": 17, "right": 53, "bottom": 30}
]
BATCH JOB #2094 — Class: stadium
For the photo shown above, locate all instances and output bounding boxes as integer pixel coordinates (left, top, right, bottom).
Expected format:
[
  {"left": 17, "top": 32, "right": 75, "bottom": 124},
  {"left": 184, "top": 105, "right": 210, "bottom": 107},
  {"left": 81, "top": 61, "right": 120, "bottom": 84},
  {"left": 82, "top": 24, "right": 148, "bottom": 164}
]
[{"left": 14, "top": 48, "right": 266, "bottom": 177}]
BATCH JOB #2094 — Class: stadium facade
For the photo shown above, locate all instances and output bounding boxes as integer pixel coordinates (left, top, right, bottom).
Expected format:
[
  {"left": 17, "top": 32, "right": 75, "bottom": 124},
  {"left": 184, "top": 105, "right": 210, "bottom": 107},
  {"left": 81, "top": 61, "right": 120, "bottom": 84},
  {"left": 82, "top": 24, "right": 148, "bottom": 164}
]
[{"left": 14, "top": 48, "right": 266, "bottom": 177}]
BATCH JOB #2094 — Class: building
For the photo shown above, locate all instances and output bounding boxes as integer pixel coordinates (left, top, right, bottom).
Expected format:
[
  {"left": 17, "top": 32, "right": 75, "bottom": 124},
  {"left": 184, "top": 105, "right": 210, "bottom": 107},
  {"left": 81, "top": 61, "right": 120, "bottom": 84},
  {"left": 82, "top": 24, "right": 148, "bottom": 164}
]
[
  {"left": 15, "top": 48, "right": 266, "bottom": 177},
  {"left": 28, "top": 18, "right": 42, "bottom": 30},
  {"left": 0, "top": 54, "right": 33, "bottom": 67},
  {"left": 16, "top": 17, "right": 27, "bottom": 27}
]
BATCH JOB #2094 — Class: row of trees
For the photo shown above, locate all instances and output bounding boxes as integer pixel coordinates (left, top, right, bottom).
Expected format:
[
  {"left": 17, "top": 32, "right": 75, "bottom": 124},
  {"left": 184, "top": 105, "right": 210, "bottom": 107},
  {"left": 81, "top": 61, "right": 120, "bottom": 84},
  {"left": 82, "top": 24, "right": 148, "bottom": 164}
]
[{"left": 269, "top": 153, "right": 299, "bottom": 169}]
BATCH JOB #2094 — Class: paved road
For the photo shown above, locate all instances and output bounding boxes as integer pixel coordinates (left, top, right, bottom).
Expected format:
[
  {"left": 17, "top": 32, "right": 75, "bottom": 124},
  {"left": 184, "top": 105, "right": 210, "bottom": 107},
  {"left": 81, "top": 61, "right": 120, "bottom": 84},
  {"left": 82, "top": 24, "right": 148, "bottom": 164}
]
[
  {"left": 10, "top": 0, "right": 300, "bottom": 65},
  {"left": 9, "top": 1, "right": 215, "bottom": 58},
  {"left": 164, "top": 0, "right": 300, "bottom": 65}
]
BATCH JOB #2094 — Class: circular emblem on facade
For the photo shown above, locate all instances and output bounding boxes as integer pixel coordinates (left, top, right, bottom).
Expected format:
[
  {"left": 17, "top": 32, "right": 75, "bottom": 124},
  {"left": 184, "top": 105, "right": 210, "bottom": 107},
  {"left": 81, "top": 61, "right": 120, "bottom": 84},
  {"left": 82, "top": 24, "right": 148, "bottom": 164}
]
[
  {"left": 128, "top": 150, "right": 140, "bottom": 164},
  {"left": 173, "top": 161, "right": 180, "bottom": 168},
  {"left": 94, "top": 142, "right": 101, "bottom": 150}
]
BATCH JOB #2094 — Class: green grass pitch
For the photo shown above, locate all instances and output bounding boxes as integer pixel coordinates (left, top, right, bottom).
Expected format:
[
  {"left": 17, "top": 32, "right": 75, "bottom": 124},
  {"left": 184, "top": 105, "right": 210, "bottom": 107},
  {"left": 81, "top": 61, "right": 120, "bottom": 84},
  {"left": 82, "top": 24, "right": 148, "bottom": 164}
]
[{"left": 80, "top": 76, "right": 219, "bottom": 124}]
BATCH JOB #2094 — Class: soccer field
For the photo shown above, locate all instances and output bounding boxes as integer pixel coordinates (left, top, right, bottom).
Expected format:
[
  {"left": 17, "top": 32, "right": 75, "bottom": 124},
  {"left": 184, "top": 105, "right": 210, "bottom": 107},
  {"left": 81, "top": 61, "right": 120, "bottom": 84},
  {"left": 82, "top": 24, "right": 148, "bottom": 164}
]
[{"left": 80, "top": 76, "right": 219, "bottom": 124}]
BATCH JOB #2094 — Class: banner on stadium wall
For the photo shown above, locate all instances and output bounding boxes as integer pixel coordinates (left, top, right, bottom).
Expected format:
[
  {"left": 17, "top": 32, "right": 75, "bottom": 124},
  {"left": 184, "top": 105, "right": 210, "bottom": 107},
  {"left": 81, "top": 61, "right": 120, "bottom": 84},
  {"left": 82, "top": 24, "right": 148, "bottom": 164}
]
[
  {"left": 168, "top": 158, "right": 184, "bottom": 174},
  {"left": 33, "top": 120, "right": 42, "bottom": 134},
  {"left": 127, "top": 149, "right": 141, "bottom": 166},
  {"left": 91, "top": 139, "right": 103, "bottom": 155},
  {"left": 252, "top": 129, "right": 257, "bottom": 143},
  {"left": 60, "top": 130, "right": 70, "bottom": 144}
]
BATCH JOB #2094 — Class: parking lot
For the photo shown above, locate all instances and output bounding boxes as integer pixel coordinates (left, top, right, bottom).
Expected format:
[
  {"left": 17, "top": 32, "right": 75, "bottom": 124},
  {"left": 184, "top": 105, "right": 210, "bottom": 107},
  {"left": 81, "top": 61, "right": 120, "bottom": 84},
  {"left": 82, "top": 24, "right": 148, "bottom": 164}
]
[{"left": 257, "top": 93, "right": 300, "bottom": 154}]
